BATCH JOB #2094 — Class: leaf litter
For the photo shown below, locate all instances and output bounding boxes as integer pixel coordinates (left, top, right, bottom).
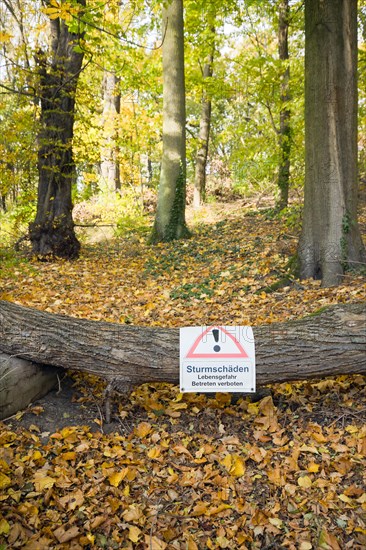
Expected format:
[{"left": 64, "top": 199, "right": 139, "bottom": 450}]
[{"left": 0, "top": 202, "right": 365, "bottom": 549}]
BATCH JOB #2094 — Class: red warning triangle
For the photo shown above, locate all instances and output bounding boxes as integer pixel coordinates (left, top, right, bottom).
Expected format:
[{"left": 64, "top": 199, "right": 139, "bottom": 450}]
[{"left": 186, "top": 325, "right": 249, "bottom": 359}]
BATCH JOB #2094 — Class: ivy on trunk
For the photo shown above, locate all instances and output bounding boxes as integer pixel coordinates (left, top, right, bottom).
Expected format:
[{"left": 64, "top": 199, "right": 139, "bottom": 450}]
[{"left": 150, "top": 0, "right": 190, "bottom": 243}]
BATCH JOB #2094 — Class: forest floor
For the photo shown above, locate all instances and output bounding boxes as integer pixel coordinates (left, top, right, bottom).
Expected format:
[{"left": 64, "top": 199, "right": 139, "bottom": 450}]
[{"left": 0, "top": 199, "right": 365, "bottom": 549}]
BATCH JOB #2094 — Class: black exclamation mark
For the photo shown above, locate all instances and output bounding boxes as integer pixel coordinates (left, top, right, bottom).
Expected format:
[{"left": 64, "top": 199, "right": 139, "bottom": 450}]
[{"left": 212, "top": 329, "right": 220, "bottom": 352}]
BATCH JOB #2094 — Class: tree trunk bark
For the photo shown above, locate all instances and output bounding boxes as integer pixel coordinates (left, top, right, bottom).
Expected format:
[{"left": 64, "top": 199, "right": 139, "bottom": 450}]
[
  {"left": 276, "top": 0, "right": 291, "bottom": 211},
  {"left": 299, "top": 0, "right": 366, "bottom": 286},
  {"left": 0, "top": 301, "right": 364, "bottom": 394},
  {"left": 100, "top": 72, "right": 121, "bottom": 192},
  {"left": 150, "top": 0, "right": 190, "bottom": 242},
  {"left": 28, "top": 4, "right": 85, "bottom": 260},
  {"left": 193, "top": 43, "right": 214, "bottom": 208}
]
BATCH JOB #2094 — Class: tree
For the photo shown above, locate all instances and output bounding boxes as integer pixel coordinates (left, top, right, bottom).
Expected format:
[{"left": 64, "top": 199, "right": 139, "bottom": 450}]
[
  {"left": 28, "top": 0, "right": 86, "bottom": 259},
  {"left": 299, "top": 0, "right": 366, "bottom": 286},
  {"left": 184, "top": 1, "right": 219, "bottom": 208},
  {"left": 150, "top": 0, "right": 190, "bottom": 243},
  {"left": 1, "top": 300, "right": 365, "bottom": 420},
  {"left": 193, "top": 30, "right": 215, "bottom": 208},
  {"left": 276, "top": 0, "right": 291, "bottom": 210},
  {"left": 100, "top": 71, "right": 121, "bottom": 192}
]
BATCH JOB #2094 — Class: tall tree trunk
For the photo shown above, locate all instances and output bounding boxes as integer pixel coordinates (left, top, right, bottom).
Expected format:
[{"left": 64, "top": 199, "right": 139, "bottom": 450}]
[
  {"left": 276, "top": 0, "right": 291, "bottom": 211},
  {"left": 193, "top": 47, "right": 214, "bottom": 209},
  {"left": 28, "top": 2, "right": 85, "bottom": 260},
  {"left": 100, "top": 72, "right": 121, "bottom": 192},
  {"left": 299, "top": 0, "right": 366, "bottom": 286},
  {"left": 150, "top": 0, "right": 190, "bottom": 243}
]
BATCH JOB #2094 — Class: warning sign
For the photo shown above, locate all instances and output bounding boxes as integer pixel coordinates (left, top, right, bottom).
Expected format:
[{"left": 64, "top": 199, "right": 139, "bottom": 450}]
[{"left": 180, "top": 325, "right": 255, "bottom": 393}]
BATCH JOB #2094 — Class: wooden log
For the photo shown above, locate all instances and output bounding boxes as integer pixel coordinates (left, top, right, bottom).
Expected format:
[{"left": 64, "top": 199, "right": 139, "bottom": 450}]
[
  {"left": 0, "top": 300, "right": 365, "bottom": 394},
  {"left": 0, "top": 352, "right": 60, "bottom": 420}
]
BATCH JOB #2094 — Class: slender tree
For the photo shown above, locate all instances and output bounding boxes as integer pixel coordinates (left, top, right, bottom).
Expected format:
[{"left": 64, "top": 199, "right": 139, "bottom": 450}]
[
  {"left": 100, "top": 72, "right": 121, "bottom": 192},
  {"left": 150, "top": 0, "right": 190, "bottom": 242},
  {"left": 29, "top": 0, "right": 86, "bottom": 259},
  {"left": 276, "top": 0, "right": 291, "bottom": 210},
  {"left": 299, "top": 0, "right": 366, "bottom": 286},
  {"left": 193, "top": 33, "right": 215, "bottom": 208}
]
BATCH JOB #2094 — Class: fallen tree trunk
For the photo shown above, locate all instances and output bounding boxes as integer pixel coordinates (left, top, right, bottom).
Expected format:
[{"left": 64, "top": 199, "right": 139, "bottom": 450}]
[
  {"left": 0, "top": 353, "right": 61, "bottom": 419},
  {"left": 0, "top": 300, "right": 365, "bottom": 394}
]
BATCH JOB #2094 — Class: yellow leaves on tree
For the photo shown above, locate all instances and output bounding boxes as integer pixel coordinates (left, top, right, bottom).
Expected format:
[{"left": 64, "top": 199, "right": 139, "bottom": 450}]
[{"left": 42, "top": 0, "right": 80, "bottom": 22}]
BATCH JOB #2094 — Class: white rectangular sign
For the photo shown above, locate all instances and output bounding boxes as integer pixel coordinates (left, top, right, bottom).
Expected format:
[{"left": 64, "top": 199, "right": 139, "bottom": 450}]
[{"left": 180, "top": 325, "right": 256, "bottom": 393}]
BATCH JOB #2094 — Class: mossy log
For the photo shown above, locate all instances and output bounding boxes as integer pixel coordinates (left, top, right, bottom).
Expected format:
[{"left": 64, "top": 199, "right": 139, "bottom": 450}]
[{"left": 0, "top": 300, "right": 365, "bottom": 418}]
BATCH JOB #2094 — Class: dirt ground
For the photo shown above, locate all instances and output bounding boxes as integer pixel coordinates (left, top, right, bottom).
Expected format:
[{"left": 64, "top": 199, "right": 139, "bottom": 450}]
[
  {"left": 3, "top": 373, "right": 271, "bottom": 441},
  {"left": 3, "top": 372, "right": 365, "bottom": 443},
  {"left": 3, "top": 375, "right": 106, "bottom": 441}
]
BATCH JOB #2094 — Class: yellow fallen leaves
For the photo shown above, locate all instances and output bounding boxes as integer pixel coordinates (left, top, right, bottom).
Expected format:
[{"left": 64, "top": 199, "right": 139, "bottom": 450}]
[
  {"left": 332, "top": 457, "right": 353, "bottom": 475},
  {"left": 0, "top": 472, "right": 11, "bottom": 489},
  {"left": 147, "top": 446, "right": 161, "bottom": 459},
  {"left": 298, "top": 475, "right": 313, "bottom": 488},
  {"left": 32, "top": 450, "right": 42, "bottom": 461},
  {"left": 33, "top": 473, "right": 55, "bottom": 491},
  {"left": 172, "top": 443, "right": 193, "bottom": 457},
  {"left": 191, "top": 502, "right": 232, "bottom": 517},
  {"left": 59, "top": 451, "right": 77, "bottom": 461},
  {"left": 123, "top": 504, "right": 144, "bottom": 523},
  {"left": 80, "top": 533, "right": 96, "bottom": 545},
  {"left": 53, "top": 525, "right": 80, "bottom": 544},
  {"left": 108, "top": 467, "right": 130, "bottom": 487},
  {"left": 339, "top": 493, "right": 353, "bottom": 504},
  {"left": 269, "top": 517, "right": 284, "bottom": 529},
  {"left": 307, "top": 461, "right": 320, "bottom": 473},
  {"left": 58, "top": 489, "right": 84, "bottom": 511},
  {"left": 267, "top": 464, "right": 285, "bottom": 486},
  {"left": 0, "top": 378, "right": 365, "bottom": 550},
  {"left": 299, "top": 444, "right": 319, "bottom": 454},
  {"left": 128, "top": 525, "right": 142, "bottom": 543},
  {"left": 145, "top": 535, "right": 167, "bottom": 549},
  {"left": 5, "top": 201, "right": 364, "bottom": 334},
  {"left": 310, "top": 430, "right": 327, "bottom": 443},
  {"left": 135, "top": 421, "right": 152, "bottom": 438},
  {"left": 220, "top": 453, "right": 246, "bottom": 477},
  {"left": 0, "top": 518, "right": 10, "bottom": 535},
  {"left": 318, "top": 528, "right": 341, "bottom": 550}
]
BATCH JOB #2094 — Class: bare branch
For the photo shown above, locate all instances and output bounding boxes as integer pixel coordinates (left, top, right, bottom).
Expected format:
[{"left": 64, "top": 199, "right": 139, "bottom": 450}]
[
  {"left": 0, "top": 82, "right": 36, "bottom": 98},
  {"left": 69, "top": 11, "right": 165, "bottom": 51}
]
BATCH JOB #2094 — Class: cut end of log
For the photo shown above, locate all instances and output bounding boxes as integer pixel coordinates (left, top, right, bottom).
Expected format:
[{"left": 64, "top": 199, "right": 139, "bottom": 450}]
[{"left": 0, "top": 353, "right": 60, "bottom": 420}]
